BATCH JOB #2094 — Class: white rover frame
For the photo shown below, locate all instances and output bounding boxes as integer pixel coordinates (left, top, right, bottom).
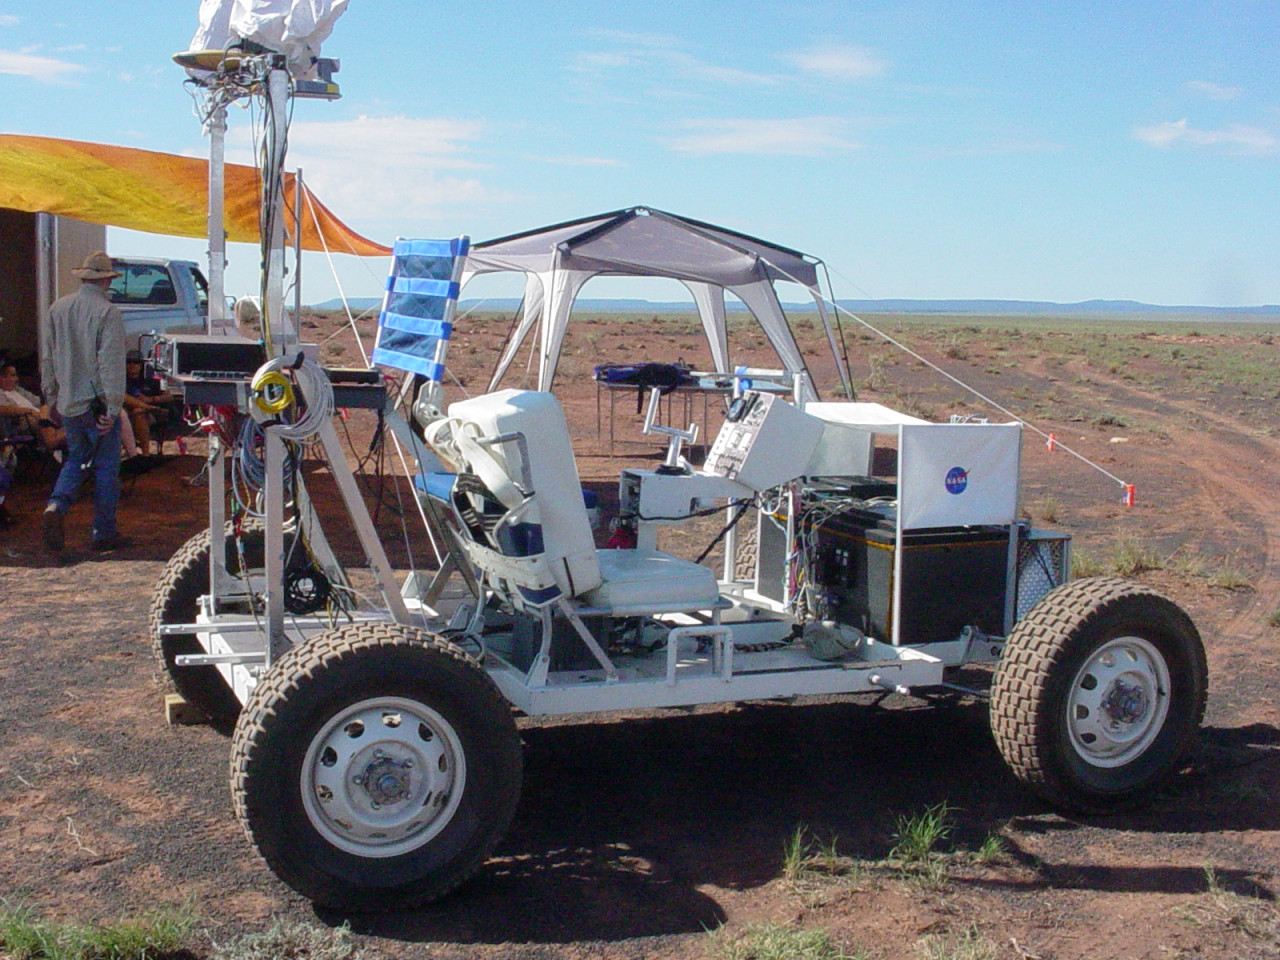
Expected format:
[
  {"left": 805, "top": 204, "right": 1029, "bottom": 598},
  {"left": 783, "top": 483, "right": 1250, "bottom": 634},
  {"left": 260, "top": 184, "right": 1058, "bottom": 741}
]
[
  {"left": 163, "top": 379, "right": 1064, "bottom": 715},
  {"left": 153, "top": 367, "right": 1204, "bottom": 915}
]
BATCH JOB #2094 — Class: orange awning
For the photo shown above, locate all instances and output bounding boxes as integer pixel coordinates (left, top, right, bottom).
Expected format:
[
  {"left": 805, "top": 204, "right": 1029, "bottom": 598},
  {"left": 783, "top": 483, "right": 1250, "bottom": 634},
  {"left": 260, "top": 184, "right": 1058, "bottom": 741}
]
[{"left": 0, "top": 133, "right": 390, "bottom": 256}]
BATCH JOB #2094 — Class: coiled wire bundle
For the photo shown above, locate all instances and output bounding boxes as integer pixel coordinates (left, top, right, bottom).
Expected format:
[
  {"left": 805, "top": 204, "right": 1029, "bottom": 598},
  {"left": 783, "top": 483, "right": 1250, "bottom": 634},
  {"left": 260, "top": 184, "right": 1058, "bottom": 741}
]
[
  {"left": 232, "top": 355, "right": 334, "bottom": 517},
  {"left": 248, "top": 355, "right": 334, "bottom": 439}
]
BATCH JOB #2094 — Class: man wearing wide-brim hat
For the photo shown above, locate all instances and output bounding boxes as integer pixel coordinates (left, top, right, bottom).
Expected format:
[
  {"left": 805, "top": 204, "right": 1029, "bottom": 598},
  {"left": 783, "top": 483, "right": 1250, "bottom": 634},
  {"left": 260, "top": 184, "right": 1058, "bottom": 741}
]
[{"left": 39, "top": 250, "right": 128, "bottom": 555}]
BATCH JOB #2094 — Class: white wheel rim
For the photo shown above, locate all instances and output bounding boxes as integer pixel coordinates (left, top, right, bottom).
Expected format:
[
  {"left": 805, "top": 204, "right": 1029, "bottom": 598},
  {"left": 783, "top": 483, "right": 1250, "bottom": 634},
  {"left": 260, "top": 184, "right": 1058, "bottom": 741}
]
[
  {"left": 1066, "top": 636, "right": 1171, "bottom": 768},
  {"left": 301, "top": 696, "right": 466, "bottom": 858}
]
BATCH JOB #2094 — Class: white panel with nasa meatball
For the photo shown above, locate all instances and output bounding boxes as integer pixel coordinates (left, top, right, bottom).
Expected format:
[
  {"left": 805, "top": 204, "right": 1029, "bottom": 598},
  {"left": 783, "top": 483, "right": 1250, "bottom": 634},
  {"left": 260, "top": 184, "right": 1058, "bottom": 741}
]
[{"left": 897, "top": 422, "right": 1023, "bottom": 531}]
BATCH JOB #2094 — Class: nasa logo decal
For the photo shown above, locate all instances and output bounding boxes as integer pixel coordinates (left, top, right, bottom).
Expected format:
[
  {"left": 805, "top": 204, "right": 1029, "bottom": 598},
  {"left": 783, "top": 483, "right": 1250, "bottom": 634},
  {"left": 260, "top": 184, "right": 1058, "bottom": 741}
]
[{"left": 945, "top": 466, "right": 969, "bottom": 495}]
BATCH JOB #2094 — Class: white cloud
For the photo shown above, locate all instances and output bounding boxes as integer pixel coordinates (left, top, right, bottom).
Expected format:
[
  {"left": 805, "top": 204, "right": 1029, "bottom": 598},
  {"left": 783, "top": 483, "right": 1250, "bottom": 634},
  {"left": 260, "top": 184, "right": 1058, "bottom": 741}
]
[
  {"left": 572, "top": 32, "right": 780, "bottom": 88},
  {"left": 1135, "top": 118, "right": 1277, "bottom": 156},
  {"left": 664, "top": 117, "right": 858, "bottom": 156},
  {"left": 1186, "top": 80, "right": 1242, "bottom": 101},
  {"left": 784, "top": 43, "right": 889, "bottom": 82},
  {"left": 227, "top": 115, "right": 511, "bottom": 221},
  {"left": 0, "top": 15, "right": 19, "bottom": 26},
  {"left": 528, "top": 154, "right": 625, "bottom": 167},
  {"left": 0, "top": 49, "right": 83, "bottom": 83}
]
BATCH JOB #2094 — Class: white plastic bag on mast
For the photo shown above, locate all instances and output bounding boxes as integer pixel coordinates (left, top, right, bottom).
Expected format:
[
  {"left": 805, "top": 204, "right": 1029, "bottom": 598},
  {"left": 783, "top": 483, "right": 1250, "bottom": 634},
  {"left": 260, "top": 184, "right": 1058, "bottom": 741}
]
[{"left": 186, "top": 0, "right": 348, "bottom": 76}]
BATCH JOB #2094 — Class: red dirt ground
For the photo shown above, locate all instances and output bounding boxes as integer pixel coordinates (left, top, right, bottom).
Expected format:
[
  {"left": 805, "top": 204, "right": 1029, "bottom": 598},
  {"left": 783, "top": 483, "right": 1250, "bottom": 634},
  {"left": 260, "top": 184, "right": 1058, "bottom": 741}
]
[{"left": 0, "top": 311, "right": 1277, "bottom": 960}]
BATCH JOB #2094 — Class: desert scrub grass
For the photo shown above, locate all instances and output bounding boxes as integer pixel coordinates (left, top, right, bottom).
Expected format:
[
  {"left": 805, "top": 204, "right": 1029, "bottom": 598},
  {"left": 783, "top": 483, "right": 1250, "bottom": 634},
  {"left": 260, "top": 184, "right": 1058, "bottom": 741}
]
[
  {"left": 888, "top": 802, "right": 956, "bottom": 891},
  {"left": 780, "top": 825, "right": 867, "bottom": 896},
  {"left": 1265, "top": 609, "right": 1280, "bottom": 629},
  {"left": 781, "top": 823, "right": 810, "bottom": 882},
  {"left": 973, "top": 832, "right": 1007, "bottom": 865},
  {"left": 1206, "top": 557, "right": 1253, "bottom": 591},
  {"left": 861, "top": 353, "right": 889, "bottom": 393},
  {"left": 0, "top": 902, "right": 54, "bottom": 960},
  {"left": 1071, "top": 549, "right": 1105, "bottom": 578},
  {"left": 209, "top": 918, "right": 361, "bottom": 960},
  {"left": 0, "top": 901, "right": 195, "bottom": 960},
  {"left": 914, "top": 925, "right": 1001, "bottom": 960},
  {"left": 1173, "top": 866, "right": 1280, "bottom": 943},
  {"left": 708, "top": 921, "right": 866, "bottom": 960},
  {"left": 1037, "top": 495, "right": 1061, "bottom": 523},
  {"left": 1109, "top": 533, "right": 1162, "bottom": 577},
  {"left": 889, "top": 802, "right": 953, "bottom": 863},
  {"left": 1091, "top": 411, "right": 1129, "bottom": 428},
  {"left": 942, "top": 336, "right": 969, "bottom": 361}
]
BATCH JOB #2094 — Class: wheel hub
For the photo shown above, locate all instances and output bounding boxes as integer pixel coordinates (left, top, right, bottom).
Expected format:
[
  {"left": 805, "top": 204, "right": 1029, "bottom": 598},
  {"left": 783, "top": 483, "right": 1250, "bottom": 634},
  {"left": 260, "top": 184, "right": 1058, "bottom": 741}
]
[
  {"left": 1066, "top": 635, "right": 1171, "bottom": 768},
  {"left": 1102, "top": 678, "right": 1148, "bottom": 725},
  {"left": 359, "top": 755, "right": 414, "bottom": 805},
  {"left": 301, "top": 696, "right": 466, "bottom": 858}
]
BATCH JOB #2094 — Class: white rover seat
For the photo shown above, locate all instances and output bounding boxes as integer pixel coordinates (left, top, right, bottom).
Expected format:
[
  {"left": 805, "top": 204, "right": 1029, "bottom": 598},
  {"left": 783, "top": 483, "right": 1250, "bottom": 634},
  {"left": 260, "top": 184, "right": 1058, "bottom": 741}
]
[
  {"left": 429, "top": 389, "right": 722, "bottom": 618},
  {"left": 582, "top": 549, "right": 719, "bottom": 615}
]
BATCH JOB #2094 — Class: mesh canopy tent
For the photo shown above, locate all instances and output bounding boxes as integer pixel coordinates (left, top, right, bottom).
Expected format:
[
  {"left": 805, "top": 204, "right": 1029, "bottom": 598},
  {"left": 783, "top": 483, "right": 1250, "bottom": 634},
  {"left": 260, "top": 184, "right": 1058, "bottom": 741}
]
[{"left": 462, "top": 207, "right": 849, "bottom": 402}]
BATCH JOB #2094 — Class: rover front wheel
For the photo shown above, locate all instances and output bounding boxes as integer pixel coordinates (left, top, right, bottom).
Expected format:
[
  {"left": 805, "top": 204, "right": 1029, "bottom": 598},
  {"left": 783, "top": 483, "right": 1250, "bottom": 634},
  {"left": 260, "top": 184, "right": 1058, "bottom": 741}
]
[
  {"left": 230, "top": 622, "right": 522, "bottom": 910},
  {"left": 990, "top": 577, "right": 1207, "bottom": 813}
]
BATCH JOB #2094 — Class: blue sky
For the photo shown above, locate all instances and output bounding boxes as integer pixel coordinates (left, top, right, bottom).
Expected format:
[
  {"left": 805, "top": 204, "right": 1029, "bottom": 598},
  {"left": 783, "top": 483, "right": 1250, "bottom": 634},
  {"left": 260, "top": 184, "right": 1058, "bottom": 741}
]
[{"left": 2, "top": 1, "right": 1277, "bottom": 308}]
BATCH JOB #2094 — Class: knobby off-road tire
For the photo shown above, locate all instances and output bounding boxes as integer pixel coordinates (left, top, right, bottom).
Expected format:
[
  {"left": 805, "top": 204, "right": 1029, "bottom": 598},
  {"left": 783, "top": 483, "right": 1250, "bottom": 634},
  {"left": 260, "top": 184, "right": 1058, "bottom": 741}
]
[
  {"left": 148, "top": 523, "right": 266, "bottom": 730},
  {"left": 230, "top": 622, "right": 523, "bottom": 911},
  {"left": 990, "top": 577, "right": 1207, "bottom": 813}
]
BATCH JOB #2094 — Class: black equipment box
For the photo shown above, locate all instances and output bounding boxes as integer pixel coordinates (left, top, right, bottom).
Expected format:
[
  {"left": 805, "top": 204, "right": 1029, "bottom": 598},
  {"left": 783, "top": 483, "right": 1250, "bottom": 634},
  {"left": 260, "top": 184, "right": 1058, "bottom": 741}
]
[
  {"left": 814, "top": 509, "right": 1009, "bottom": 645},
  {"left": 154, "top": 335, "right": 388, "bottom": 410},
  {"left": 156, "top": 334, "right": 266, "bottom": 379}
]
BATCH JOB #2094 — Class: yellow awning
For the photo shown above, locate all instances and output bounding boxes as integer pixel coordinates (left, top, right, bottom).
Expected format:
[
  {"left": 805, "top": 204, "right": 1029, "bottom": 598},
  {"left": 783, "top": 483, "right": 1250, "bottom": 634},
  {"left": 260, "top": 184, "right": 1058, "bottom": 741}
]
[{"left": 0, "top": 133, "right": 390, "bottom": 257}]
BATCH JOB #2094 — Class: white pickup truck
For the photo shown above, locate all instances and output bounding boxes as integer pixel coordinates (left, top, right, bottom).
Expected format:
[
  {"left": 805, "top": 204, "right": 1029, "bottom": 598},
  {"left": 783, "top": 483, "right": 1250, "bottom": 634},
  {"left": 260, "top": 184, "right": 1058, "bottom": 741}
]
[{"left": 109, "top": 257, "right": 212, "bottom": 346}]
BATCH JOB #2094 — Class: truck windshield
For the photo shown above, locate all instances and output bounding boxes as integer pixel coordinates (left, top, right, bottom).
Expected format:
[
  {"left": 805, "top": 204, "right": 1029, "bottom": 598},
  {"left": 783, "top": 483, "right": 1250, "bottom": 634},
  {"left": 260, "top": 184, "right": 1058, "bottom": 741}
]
[
  {"left": 189, "top": 266, "right": 210, "bottom": 313},
  {"left": 110, "top": 264, "right": 177, "bottom": 306}
]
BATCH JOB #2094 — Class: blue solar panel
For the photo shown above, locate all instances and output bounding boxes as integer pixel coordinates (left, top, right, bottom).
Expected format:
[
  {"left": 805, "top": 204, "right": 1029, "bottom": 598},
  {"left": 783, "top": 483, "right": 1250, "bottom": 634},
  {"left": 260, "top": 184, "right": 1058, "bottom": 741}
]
[{"left": 371, "top": 237, "right": 469, "bottom": 380}]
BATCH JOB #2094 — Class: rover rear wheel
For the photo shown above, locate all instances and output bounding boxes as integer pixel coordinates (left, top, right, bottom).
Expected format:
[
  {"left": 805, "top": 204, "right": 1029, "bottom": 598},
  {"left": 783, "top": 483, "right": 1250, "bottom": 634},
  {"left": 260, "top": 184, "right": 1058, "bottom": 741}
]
[{"left": 148, "top": 523, "right": 266, "bottom": 731}]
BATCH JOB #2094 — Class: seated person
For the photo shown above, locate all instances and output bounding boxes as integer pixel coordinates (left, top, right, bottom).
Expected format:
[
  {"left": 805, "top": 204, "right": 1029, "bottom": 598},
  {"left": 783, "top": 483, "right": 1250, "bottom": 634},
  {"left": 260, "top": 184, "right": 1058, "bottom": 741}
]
[
  {"left": 0, "top": 361, "right": 63, "bottom": 453},
  {"left": 124, "top": 350, "right": 178, "bottom": 455},
  {"left": 0, "top": 457, "right": 10, "bottom": 530}
]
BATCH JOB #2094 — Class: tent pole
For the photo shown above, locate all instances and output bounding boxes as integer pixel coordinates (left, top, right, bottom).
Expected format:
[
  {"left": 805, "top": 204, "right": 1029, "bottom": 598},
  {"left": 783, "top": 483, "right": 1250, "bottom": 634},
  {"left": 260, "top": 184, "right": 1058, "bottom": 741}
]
[
  {"left": 206, "top": 102, "right": 229, "bottom": 333},
  {"left": 294, "top": 167, "right": 303, "bottom": 331},
  {"left": 812, "top": 288, "right": 852, "bottom": 397}
]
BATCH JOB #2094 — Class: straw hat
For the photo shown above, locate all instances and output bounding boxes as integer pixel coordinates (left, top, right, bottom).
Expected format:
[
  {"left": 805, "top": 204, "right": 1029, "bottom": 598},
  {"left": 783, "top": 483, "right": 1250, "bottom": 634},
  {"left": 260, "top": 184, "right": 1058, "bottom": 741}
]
[{"left": 71, "top": 250, "right": 121, "bottom": 280}]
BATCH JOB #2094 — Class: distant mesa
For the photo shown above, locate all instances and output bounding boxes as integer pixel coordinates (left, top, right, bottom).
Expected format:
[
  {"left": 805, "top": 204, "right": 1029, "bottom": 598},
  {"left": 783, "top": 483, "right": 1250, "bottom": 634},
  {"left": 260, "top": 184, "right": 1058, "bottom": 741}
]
[{"left": 308, "top": 296, "right": 1280, "bottom": 318}]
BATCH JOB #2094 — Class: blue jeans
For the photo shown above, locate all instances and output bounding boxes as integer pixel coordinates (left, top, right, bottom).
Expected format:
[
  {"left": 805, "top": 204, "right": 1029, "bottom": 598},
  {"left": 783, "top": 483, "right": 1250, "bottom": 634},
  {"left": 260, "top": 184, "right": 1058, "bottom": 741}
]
[{"left": 49, "top": 410, "right": 121, "bottom": 541}]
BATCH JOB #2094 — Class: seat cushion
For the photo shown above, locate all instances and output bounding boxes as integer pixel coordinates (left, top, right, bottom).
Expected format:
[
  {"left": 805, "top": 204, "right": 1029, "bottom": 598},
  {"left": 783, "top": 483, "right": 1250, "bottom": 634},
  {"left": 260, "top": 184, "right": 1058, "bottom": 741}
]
[{"left": 580, "top": 548, "right": 720, "bottom": 614}]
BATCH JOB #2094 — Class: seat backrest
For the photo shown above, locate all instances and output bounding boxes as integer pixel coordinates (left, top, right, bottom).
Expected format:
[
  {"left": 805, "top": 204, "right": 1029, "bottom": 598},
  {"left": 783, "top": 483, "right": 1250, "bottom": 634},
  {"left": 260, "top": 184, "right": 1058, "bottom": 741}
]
[
  {"left": 442, "top": 389, "right": 603, "bottom": 600},
  {"left": 371, "top": 237, "right": 468, "bottom": 387}
]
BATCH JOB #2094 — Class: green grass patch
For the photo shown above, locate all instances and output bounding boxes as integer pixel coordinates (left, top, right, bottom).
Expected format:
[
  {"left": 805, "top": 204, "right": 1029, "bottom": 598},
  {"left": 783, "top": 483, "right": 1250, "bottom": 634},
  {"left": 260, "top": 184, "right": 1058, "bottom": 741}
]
[
  {"left": 1109, "top": 533, "right": 1162, "bottom": 577},
  {"left": 708, "top": 922, "right": 866, "bottom": 960},
  {"left": 0, "top": 901, "right": 195, "bottom": 960},
  {"left": 914, "top": 925, "right": 1001, "bottom": 960},
  {"left": 889, "top": 801, "right": 953, "bottom": 863}
]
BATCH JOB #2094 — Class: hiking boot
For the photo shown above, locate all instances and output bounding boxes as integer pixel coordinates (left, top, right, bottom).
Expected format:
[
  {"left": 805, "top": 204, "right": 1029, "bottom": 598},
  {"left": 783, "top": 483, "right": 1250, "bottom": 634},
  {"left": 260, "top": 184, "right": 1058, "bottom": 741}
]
[
  {"left": 90, "top": 533, "right": 130, "bottom": 554},
  {"left": 42, "top": 504, "right": 64, "bottom": 553}
]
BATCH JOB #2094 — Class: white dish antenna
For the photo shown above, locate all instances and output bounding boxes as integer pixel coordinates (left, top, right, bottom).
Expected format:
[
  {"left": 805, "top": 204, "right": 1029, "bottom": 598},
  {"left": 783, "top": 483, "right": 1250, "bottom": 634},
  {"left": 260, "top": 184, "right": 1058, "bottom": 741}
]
[{"left": 180, "top": 0, "right": 348, "bottom": 83}]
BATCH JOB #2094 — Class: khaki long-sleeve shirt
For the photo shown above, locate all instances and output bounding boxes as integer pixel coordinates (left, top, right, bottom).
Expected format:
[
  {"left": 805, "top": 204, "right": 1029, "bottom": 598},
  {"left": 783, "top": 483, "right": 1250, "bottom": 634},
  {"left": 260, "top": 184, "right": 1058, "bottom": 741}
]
[{"left": 41, "top": 282, "right": 126, "bottom": 419}]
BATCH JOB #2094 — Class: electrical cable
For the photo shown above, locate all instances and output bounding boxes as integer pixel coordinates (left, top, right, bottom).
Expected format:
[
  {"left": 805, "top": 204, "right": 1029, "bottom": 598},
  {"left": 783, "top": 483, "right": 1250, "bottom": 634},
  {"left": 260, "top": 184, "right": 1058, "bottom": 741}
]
[{"left": 694, "top": 499, "right": 755, "bottom": 566}]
